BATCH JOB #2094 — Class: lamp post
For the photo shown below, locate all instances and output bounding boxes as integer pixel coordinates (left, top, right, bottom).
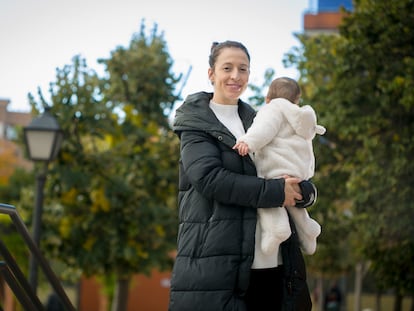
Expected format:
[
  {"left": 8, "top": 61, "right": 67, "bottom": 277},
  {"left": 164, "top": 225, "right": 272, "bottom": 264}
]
[{"left": 23, "top": 107, "right": 63, "bottom": 294}]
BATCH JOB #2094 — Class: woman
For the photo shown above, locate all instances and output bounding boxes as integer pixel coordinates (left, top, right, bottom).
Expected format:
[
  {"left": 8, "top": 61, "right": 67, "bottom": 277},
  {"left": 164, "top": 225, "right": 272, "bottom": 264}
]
[{"left": 169, "top": 40, "right": 314, "bottom": 311}]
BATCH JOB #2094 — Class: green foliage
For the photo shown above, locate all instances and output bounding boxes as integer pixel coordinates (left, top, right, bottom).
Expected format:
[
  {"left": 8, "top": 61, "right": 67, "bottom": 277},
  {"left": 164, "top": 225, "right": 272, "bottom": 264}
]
[
  {"left": 339, "top": 0, "right": 414, "bottom": 294},
  {"left": 284, "top": 0, "right": 414, "bottom": 295},
  {"left": 26, "top": 21, "right": 180, "bottom": 286},
  {"left": 247, "top": 68, "right": 275, "bottom": 108},
  {"left": 98, "top": 20, "right": 180, "bottom": 129},
  {"left": 0, "top": 168, "right": 34, "bottom": 205},
  {"left": 0, "top": 168, "right": 34, "bottom": 276}
]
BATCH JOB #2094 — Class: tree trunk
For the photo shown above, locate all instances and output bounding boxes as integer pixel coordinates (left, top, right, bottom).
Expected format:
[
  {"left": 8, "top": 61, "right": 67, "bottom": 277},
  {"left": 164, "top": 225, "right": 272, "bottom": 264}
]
[
  {"left": 393, "top": 292, "right": 402, "bottom": 311},
  {"left": 111, "top": 275, "right": 131, "bottom": 311},
  {"left": 340, "top": 276, "right": 347, "bottom": 311},
  {"left": 353, "top": 262, "right": 363, "bottom": 311},
  {"left": 375, "top": 290, "right": 381, "bottom": 311},
  {"left": 317, "top": 277, "right": 324, "bottom": 311}
]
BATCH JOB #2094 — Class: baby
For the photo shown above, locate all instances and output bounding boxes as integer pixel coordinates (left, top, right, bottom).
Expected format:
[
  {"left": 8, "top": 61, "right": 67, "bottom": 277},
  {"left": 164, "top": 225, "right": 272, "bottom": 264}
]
[{"left": 234, "top": 77, "right": 325, "bottom": 259}]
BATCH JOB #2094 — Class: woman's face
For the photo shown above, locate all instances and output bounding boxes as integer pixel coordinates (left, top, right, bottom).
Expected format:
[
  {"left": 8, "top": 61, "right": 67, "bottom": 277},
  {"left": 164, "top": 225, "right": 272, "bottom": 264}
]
[{"left": 208, "top": 47, "right": 250, "bottom": 105}]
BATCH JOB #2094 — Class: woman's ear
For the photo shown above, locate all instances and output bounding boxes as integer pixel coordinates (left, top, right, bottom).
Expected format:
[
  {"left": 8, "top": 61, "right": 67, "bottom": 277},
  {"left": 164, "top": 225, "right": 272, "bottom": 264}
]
[{"left": 208, "top": 68, "right": 214, "bottom": 85}]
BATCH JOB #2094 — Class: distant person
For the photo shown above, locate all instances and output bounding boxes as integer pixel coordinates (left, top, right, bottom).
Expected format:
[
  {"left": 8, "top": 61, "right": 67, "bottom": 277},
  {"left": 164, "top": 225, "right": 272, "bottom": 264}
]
[
  {"left": 324, "top": 283, "right": 342, "bottom": 311},
  {"left": 234, "top": 77, "right": 325, "bottom": 260},
  {"left": 45, "top": 292, "right": 64, "bottom": 311}
]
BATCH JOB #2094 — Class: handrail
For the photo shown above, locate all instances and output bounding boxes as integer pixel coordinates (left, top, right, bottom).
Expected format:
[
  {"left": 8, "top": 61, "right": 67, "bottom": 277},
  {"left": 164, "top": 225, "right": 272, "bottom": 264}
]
[
  {"left": 0, "top": 262, "right": 42, "bottom": 310},
  {"left": 0, "top": 242, "right": 44, "bottom": 310},
  {"left": 0, "top": 203, "right": 76, "bottom": 311}
]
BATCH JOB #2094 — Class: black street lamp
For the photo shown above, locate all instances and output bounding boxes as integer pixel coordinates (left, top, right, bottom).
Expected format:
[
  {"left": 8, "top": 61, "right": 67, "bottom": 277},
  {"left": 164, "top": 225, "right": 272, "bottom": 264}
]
[{"left": 23, "top": 108, "right": 63, "bottom": 294}]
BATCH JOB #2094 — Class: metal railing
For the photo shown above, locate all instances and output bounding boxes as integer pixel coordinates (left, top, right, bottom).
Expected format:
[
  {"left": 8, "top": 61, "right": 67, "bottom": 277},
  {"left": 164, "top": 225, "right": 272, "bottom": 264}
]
[{"left": 0, "top": 203, "right": 75, "bottom": 311}]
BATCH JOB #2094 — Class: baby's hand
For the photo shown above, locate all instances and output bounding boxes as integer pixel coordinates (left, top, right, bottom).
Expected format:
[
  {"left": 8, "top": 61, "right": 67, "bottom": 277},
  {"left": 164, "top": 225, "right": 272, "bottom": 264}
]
[{"left": 233, "top": 141, "right": 250, "bottom": 156}]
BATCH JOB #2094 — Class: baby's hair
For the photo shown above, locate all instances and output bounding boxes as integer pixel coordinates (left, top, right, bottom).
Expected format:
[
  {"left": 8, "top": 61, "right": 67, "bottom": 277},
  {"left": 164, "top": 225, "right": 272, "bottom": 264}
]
[
  {"left": 208, "top": 40, "right": 250, "bottom": 68},
  {"left": 267, "top": 77, "right": 301, "bottom": 104}
]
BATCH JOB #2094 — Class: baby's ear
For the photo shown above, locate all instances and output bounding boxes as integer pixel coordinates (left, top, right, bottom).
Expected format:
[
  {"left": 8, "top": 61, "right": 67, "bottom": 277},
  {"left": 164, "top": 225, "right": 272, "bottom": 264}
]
[
  {"left": 294, "top": 95, "right": 301, "bottom": 105},
  {"left": 316, "top": 125, "right": 326, "bottom": 135},
  {"left": 265, "top": 96, "right": 271, "bottom": 104}
]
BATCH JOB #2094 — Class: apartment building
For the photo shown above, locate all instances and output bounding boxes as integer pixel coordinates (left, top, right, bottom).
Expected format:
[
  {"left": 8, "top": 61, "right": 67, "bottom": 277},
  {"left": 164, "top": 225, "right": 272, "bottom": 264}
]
[
  {"left": 304, "top": 0, "right": 353, "bottom": 35},
  {"left": 0, "top": 98, "right": 32, "bottom": 174}
]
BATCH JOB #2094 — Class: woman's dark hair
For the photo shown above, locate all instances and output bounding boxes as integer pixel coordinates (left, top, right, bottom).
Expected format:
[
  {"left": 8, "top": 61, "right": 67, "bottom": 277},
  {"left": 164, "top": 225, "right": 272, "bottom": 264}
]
[{"left": 208, "top": 40, "right": 250, "bottom": 68}]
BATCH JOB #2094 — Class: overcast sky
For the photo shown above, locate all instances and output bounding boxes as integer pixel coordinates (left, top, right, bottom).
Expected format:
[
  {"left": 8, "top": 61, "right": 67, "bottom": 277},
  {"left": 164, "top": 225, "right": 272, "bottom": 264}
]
[{"left": 0, "top": 0, "right": 310, "bottom": 112}]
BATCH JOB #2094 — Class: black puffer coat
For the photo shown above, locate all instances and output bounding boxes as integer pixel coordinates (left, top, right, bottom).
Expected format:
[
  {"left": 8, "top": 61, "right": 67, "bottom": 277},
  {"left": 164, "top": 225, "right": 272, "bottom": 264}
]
[{"left": 169, "top": 92, "right": 311, "bottom": 311}]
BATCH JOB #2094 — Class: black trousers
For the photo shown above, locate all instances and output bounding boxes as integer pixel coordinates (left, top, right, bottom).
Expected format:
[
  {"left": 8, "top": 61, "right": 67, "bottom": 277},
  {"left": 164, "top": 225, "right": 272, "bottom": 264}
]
[{"left": 245, "top": 266, "right": 284, "bottom": 311}]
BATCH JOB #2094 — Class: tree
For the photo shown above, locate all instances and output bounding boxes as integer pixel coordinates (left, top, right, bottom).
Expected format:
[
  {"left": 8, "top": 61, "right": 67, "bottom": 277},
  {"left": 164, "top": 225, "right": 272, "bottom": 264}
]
[
  {"left": 28, "top": 21, "right": 181, "bottom": 311},
  {"left": 0, "top": 140, "right": 19, "bottom": 185},
  {"left": 0, "top": 167, "right": 34, "bottom": 278},
  {"left": 96, "top": 21, "right": 180, "bottom": 310},
  {"left": 98, "top": 20, "right": 180, "bottom": 129},
  {"left": 339, "top": 1, "right": 414, "bottom": 309},
  {"left": 247, "top": 68, "right": 275, "bottom": 108},
  {"left": 0, "top": 140, "right": 35, "bottom": 290},
  {"left": 284, "top": 0, "right": 414, "bottom": 309}
]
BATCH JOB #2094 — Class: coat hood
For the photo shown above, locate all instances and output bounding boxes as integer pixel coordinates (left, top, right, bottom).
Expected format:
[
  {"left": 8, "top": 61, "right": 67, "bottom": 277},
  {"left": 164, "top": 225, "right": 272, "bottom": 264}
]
[
  {"left": 173, "top": 92, "right": 217, "bottom": 133},
  {"left": 173, "top": 91, "right": 256, "bottom": 147}
]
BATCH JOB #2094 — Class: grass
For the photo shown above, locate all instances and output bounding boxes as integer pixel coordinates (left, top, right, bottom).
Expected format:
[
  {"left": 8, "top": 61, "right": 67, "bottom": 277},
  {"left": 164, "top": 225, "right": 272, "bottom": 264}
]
[
  {"left": 312, "top": 294, "right": 412, "bottom": 311},
  {"left": 347, "top": 293, "right": 412, "bottom": 311}
]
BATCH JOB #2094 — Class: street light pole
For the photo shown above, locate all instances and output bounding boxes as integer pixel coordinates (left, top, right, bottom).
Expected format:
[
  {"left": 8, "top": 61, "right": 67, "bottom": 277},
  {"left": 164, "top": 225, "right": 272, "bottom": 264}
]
[
  {"left": 28, "top": 163, "right": 47, "bottom": 293},
  {"left": 24, "top": 107, "right": 63, "bottom": 294}
]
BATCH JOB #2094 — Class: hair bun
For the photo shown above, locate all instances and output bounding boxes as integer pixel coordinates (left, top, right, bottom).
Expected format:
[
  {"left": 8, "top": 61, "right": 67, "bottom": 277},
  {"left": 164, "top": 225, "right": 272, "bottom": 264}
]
[{"left": 211, "top": 42, "right": 219, "bottom": 51}]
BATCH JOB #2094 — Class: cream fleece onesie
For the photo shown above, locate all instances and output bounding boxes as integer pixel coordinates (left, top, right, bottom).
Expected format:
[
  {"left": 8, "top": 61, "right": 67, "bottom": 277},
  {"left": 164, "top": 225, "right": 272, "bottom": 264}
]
[{"left": 236, "top": 98, "right": 325, "bottom": 267}]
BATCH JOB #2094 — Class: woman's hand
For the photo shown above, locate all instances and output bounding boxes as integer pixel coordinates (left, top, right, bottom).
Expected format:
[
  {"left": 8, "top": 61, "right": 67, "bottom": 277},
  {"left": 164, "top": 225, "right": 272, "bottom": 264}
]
[
  {"left": 295, "top": 180, "right": 317, "bottom": 208},
  {"left": 283, "top": 175, "right": 302, "bottom": 207}
]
